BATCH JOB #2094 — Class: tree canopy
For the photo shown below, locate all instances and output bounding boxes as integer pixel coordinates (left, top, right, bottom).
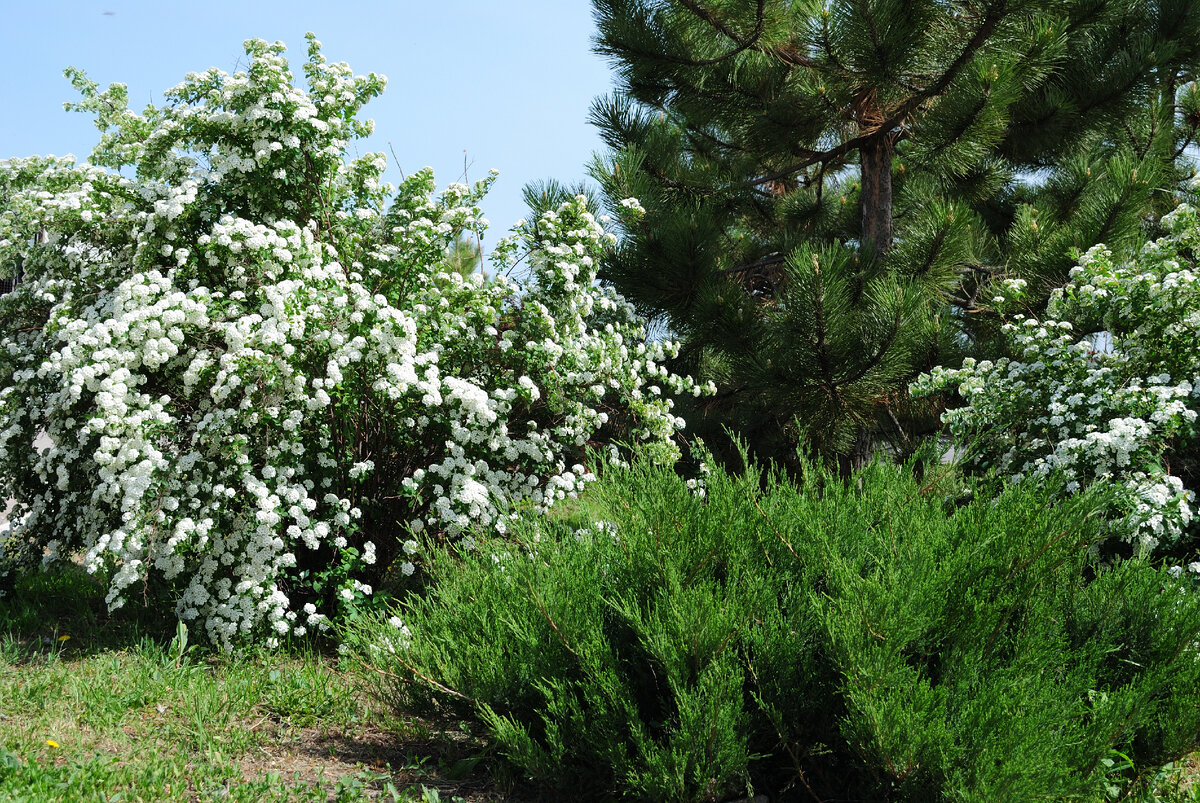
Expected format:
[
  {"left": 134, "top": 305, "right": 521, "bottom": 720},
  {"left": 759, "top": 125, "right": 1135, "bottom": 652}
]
[{"left": 589, "top": 0, "right": 1200, "bottom": 467}]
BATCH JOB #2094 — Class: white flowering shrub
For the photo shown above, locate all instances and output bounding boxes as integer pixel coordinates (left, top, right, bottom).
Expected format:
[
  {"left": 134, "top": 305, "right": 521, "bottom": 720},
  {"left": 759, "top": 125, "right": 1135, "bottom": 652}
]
[
  {"left": 0, "top": 36, "right": 709, "bottom": 648},
  {"left": 913, "top": 205, "right": 1200, "bottom": 553}
]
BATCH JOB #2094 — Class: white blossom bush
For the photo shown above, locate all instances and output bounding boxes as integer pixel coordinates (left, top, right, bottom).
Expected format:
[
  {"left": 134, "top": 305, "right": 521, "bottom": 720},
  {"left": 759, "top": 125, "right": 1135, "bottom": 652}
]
[
  {"left": 0, "top": 36, "right": 710, "bottom": 648},
  {"left": 913, "top": 205, "right": 1200, "bottom": 553}
]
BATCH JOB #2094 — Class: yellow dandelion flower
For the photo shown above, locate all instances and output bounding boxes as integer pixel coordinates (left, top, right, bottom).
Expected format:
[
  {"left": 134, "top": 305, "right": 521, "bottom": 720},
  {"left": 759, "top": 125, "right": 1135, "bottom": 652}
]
[
  {"left": 46, "top": 740, "right": 59, "bottom": 748},
  {"left": 57, "top": 635, "right": 70, "bottom": 643}
]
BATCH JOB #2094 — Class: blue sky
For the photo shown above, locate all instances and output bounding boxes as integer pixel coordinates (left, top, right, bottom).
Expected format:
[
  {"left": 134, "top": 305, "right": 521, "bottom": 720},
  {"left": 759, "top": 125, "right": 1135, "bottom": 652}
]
[{"left": 0, "top": 1, "right": 616, "bottom": 253}]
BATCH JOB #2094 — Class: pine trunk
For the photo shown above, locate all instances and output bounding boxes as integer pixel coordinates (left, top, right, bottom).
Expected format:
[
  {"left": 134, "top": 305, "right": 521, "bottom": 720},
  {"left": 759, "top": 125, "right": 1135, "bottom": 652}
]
[
  {"left": 859, "top": 134, "right": 894, "bottom": 259},
  {"left": 836, "top": 425, "right": 874, "bottom": 478},
  {"left": 845, "top": 133, "right": 895, "bottom": 474}
]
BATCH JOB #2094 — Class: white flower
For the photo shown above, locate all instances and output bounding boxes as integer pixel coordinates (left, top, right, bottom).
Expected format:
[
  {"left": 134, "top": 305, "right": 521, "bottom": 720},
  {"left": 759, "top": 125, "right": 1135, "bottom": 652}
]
[
  {"left": 914, "top": 208, "right": 1200, "bottom": 550},
  {"left": 0, "top": 59, "right": 707, "bottom": 652}
]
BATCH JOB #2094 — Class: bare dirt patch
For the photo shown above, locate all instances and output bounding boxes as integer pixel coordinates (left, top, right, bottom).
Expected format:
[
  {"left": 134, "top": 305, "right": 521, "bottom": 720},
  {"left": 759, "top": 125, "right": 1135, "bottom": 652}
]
[{"left": 237, "top": 720, "right": 525, "bottom": 801}]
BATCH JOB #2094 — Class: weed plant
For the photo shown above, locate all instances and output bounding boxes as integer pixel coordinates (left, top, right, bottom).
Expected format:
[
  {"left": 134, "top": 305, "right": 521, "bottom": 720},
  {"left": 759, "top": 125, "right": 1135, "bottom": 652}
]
[{"left": 358, "top": 454, "right": 1200, "bottom": 802}]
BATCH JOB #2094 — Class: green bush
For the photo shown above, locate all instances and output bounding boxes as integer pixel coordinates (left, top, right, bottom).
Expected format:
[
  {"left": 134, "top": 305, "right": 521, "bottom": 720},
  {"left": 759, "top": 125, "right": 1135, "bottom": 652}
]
[{"left": 356, "top": 455, "right": 1200, "bottom": 801}]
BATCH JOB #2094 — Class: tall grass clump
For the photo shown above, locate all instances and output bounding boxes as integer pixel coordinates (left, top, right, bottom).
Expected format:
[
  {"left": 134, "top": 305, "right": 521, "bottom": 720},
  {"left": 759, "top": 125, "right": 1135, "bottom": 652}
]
[{"left": 355, "top": 453, "right": 1200, "bottom": 802}]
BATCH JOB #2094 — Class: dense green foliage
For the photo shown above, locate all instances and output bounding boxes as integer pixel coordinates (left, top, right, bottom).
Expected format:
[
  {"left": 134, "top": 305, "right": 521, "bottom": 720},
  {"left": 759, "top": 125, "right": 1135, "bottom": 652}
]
[
  {"left": 587, "top": 0, "right": 1200, "bottom": 467},
  {"left": 359, "top": 454, "right": 1200, "bottom": 801}
]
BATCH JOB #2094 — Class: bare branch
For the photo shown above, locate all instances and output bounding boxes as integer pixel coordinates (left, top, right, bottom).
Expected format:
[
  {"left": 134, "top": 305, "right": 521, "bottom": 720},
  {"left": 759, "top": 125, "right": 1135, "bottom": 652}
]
[{"left": 720, "top": 252, "right": 787, "bottom": 275}]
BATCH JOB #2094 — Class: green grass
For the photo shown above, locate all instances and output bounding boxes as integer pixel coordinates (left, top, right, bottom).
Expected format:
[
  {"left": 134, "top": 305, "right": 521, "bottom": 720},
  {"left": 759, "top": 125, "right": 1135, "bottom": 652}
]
[{"left": 0, "top": 565, "right": 489, "bottom": 802}]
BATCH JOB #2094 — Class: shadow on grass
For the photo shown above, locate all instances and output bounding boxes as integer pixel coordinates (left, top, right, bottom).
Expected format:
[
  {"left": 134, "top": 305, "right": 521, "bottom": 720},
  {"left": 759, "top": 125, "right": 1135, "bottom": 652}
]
[
  {"left": 0, "top": 565, "right": 549, "bottom": 801},
  {"left": 0, "top": 562, "right": 182, "bottom": 660}
]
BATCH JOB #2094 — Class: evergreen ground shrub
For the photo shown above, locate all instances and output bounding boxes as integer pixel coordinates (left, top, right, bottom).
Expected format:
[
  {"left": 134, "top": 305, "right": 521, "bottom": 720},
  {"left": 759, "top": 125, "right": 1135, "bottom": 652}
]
[{"left": 356, "top": 453, "right": 1200, "bottom": 802}]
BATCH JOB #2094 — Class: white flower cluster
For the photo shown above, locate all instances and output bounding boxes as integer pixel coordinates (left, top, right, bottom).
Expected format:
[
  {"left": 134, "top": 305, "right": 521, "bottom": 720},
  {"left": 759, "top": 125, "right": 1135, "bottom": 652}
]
[
  {"left": 0, "top": 37, "right": 709, "bottom": 649},
  {"left": 618, "top": 197, "right": 645, "bottom": 215},
  {"left": 914, "top": 205, "right": 1200, "bottom": 552}
]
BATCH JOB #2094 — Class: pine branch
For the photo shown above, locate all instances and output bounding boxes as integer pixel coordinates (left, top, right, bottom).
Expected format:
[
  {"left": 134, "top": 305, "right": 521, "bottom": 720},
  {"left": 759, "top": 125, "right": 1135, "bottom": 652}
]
[
  {"left": 807, "top": 253, "right": 843, "bottom": 410},
  {"left": 910, "top": 226, "right": 950, "bottom": 279},
  {"left": 1092, "top": 195, "right": 1128, "bottom": 246},
  {"left": 671, "top": 0, "right": 775, "bottom": 67},
  {"left": 851, "top": 0, "right": 893, "bottom": 81},
  {"left": 721, "top": 252, "right": 787, "bottom": 275},
  {"left": 947, "top": 261, "right": 999, "bottom": 311},
  {"left": 816, "top": 11, "right": 850, "bottom": 76},
  {"left": 683, "top": 120, "right": 753, "bottom": 156},
  {"left": 837, "top": 299, "right": 907, "bottom": 393},
  {"left": 748, "top": 4, "right": 1008, "bottom": 188},
  {"left": 1175, "top": 131, "right": 1196, "bottom": 159},
  {"left": 591, "top": 0, "right": 1192, "bottom": 466},
  {"left": 918, "top": 89, "right": 994, "bottom": 166}
]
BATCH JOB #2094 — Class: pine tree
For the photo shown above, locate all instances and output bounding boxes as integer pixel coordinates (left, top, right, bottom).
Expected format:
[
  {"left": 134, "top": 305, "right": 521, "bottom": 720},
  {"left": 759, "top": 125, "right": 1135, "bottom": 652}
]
[
  {"left": 445, "top": 233, "right": 484, "bottom": 279},
  {"left": 588, "top": 0, "right": 1200, "bottom": 468}
]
